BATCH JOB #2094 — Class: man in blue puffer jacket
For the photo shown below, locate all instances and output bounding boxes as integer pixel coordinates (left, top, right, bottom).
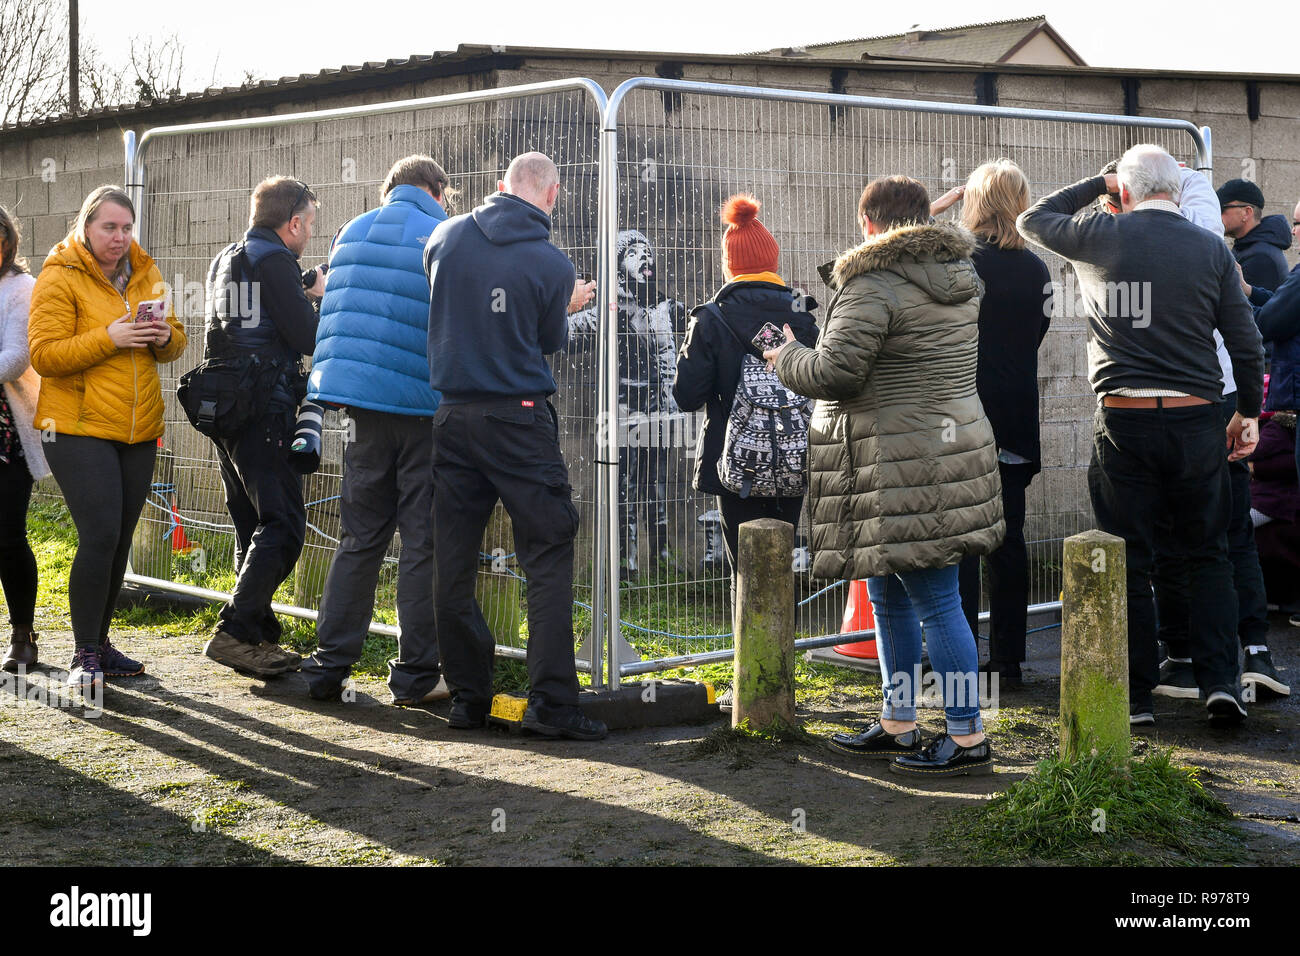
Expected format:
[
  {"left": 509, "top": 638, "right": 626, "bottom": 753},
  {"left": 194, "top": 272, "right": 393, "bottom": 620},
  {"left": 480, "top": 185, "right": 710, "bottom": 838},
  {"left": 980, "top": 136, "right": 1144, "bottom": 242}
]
[{"left": 300, "top": 155, "right": 454, "bottom": 704}]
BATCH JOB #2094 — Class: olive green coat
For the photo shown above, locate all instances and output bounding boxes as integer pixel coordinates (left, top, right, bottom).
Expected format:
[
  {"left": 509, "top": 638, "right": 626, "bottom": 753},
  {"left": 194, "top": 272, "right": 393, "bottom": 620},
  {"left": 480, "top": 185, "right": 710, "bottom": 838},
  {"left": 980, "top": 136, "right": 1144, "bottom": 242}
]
[{"left": 775, "top": 221, "right": 1004, "bottom": 580}]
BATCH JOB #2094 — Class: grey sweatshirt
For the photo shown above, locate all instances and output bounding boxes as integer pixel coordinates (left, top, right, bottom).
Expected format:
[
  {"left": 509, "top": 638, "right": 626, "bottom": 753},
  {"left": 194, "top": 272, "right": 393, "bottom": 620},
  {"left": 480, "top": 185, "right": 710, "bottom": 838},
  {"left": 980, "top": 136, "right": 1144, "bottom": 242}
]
[{"left": 1017, "top": 175, "right": 1264, "bottom": 417}]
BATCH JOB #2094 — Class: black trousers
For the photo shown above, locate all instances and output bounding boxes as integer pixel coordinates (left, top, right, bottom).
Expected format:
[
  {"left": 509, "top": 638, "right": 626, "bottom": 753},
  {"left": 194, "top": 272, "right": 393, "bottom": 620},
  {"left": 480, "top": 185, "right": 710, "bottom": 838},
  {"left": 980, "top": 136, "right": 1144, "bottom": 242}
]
[
  {"left": 1088, "top": 402, "right": 1237, "bottom": 705},
  {"left": 44, "top": 435, "right": 156, "bottom": 650},
  {"left": 431, "top": 398, "right": 581, "bottom": 711},
  {"left": 213, "top": 405, "right": 305, "bottom": 645},
  {"left": 0, "top": 456, "right": 37, "bottom": 632},
  {"left": 716, "top": 491, "right": 804, "bottom": 583},
  {"left": 1153, "top": 396, "right": 1270, "bottom": 655},
  {"left": 959, "top": 461, "right": 1035, "bottom": 664},
  {"left": 302, "top": 408, "right": 439, "bottom": 699}
]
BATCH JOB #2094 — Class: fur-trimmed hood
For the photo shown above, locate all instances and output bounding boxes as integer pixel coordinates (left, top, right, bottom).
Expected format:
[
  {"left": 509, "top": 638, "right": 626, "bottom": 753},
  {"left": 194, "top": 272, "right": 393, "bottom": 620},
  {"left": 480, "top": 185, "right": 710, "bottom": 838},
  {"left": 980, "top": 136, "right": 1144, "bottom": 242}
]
[{"left": 822, "top": 221, "right": 981, "bottom": 305}]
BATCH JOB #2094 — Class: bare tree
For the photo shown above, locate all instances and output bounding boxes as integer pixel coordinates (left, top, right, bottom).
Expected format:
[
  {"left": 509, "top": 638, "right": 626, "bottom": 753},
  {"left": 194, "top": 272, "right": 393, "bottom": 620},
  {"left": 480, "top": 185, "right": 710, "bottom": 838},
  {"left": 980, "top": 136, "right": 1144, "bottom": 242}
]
[
  {"left": 0, "top": 0, "right": 67, "bottom": 125},
  {"left": 128, "top": 33, "right": 187, "bottom": 103},
  {"left": 77, "top": 37, "right": 132, "bottom": 110},
  {"left": 1, "top": 0, "right": 208, "bottom": 125}
]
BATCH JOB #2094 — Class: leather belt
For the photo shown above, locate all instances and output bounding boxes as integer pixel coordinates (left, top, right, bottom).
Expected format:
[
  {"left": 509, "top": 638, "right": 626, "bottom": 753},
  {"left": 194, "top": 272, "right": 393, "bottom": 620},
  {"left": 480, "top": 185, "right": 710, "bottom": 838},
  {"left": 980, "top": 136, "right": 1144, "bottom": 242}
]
[{"left": 1101, "top": 395, "right": 1212, "bottom": 409}]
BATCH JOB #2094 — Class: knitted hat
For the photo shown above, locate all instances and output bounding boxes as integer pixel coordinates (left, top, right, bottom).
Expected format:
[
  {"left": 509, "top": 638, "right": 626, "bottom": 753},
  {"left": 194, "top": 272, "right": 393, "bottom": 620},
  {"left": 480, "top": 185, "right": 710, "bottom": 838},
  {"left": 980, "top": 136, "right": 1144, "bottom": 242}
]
[
  {"left": 720, "top": 195, "right": 779, "bottom": 275},
  {"left": 1217, "top": 178, "right": 1265, "bottom": 210}
]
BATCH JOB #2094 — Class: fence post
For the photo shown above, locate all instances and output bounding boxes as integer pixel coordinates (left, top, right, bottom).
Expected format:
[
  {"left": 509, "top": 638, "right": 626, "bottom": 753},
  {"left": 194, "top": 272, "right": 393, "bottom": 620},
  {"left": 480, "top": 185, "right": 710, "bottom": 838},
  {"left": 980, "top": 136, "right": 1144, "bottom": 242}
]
[
  {"left": 733, "top": 518, "right": 796, "bottom": 732},
  {"left": 476, "top": 501, "right": 522, "bottom": 647},
  {"left": 1060, "top": 529, "right": 1130, "bottom": 761}
]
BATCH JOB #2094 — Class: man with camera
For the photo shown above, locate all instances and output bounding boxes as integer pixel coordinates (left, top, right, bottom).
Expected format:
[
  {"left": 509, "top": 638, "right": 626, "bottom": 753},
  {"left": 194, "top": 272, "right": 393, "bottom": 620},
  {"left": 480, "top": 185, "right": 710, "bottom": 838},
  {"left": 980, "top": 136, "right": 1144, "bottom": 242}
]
[{"left": 198, "top": 176, "right": 325, "bottom": 678}]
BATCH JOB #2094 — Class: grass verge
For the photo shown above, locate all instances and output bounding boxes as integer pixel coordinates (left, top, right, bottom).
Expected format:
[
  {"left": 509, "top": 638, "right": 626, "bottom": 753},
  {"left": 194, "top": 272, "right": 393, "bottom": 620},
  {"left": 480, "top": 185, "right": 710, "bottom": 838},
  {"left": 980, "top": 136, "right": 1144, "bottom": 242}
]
[{"left": 935, "top": 746, "right": 1248, "bottom": 865}]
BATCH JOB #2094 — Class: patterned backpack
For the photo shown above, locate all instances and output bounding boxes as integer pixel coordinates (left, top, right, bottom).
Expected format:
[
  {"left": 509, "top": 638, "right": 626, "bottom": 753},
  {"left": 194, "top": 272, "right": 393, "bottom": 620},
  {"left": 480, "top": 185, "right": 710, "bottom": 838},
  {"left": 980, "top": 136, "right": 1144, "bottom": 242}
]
[{"left": 698, "top": 302, "right": 813, "bottom": 499}]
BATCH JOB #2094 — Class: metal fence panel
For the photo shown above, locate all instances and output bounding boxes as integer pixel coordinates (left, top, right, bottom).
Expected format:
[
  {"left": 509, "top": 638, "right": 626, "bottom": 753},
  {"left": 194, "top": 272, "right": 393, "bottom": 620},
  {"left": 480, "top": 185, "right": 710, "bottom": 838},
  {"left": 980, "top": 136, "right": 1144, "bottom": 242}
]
[
  {"left": 599, "top": 78, "right": 1209, "bottom": 681},
  {"left": 121, "top": 79, "right": 607, "bottom": 672}
]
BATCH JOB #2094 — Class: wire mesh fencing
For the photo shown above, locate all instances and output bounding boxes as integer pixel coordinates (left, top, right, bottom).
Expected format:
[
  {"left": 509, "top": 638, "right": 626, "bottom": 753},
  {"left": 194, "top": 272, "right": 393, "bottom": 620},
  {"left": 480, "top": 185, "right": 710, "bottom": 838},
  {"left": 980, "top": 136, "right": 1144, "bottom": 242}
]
[
  {"left": 601, "top": 79, "right": 1209, "bottom": 679},
  {"left": 123, "top": 80, "right": 605, "bottom": 664},
  {"left": 77, "top": 75, "right": 1210, "bottom": 687}
]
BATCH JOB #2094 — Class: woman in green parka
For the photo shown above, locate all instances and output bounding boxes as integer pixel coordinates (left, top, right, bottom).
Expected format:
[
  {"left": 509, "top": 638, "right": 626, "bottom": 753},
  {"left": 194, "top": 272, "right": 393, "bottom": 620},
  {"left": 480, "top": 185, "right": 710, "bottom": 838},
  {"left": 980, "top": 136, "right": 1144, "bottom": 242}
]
[{"left": 765, "top": 175, "right": 1004, "bottom": 777}]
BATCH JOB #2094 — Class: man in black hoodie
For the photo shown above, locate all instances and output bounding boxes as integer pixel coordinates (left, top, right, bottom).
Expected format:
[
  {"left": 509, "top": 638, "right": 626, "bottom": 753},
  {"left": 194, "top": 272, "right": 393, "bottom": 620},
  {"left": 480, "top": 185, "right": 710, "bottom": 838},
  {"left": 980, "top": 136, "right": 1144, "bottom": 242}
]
[
  {"left": 1218, "top": 179, "right": 1292, "bottom": 294},
  {"left": 424, "top": 152, "right": 603, "bottom": 740}
]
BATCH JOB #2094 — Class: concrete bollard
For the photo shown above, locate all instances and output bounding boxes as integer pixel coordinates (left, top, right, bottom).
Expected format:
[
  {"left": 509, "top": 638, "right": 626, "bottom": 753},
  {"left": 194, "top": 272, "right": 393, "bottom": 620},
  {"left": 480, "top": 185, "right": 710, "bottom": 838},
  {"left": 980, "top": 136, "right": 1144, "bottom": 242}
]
[
  {"left": 1060, "top": 529, "right": 1130, "bottom": 761},
  {"left": 732, "top": 518, "right": 796, "bottom": 733},
  {"left": 476, "top": 501, "right": 523, "bottom": 647}
]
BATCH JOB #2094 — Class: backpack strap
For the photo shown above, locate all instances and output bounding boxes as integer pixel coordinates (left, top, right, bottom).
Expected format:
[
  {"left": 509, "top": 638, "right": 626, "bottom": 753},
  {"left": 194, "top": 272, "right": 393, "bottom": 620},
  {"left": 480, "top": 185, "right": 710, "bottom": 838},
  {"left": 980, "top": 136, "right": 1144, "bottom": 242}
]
[{"left": 696, "top": 300, "right": 763, "bottom": 360}]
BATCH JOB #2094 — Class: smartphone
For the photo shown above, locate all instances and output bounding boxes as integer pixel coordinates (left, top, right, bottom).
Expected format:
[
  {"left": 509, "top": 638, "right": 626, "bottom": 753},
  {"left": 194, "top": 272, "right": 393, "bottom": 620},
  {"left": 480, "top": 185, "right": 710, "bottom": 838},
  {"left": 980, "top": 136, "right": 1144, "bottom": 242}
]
[
  {"left": 751, "top": 322, "right": 785, "bottom": 351},
  {"left": 134, "top": 299, "right": 168, "bottom": 323}
]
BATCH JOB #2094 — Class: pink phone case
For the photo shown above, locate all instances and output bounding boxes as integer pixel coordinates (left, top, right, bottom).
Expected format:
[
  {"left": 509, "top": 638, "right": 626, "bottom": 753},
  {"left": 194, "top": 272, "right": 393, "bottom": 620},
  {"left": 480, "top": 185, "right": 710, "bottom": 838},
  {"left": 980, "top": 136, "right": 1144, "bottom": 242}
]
[{"left": 135, "top": 300, "right": 167, "bottom": 322}]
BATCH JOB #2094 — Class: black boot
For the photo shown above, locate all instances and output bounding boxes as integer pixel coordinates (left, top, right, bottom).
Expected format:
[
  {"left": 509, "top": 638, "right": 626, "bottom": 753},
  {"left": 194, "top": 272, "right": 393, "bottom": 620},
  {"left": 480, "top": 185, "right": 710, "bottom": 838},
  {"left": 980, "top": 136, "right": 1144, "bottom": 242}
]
[{"left": 2, "top": 628, "right": 39, "bottom": 672}]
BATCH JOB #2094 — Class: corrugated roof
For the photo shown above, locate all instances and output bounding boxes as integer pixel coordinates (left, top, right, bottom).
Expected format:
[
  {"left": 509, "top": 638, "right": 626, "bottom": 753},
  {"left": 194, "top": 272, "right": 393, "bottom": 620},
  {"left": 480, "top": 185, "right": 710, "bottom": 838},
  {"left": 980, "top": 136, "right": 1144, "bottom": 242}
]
[
  {"left": 3, "top": 40, "right": 1296, "bottom": 138},
  {"left": 0, "top": 50, "right": 481, "bottom": 134}
]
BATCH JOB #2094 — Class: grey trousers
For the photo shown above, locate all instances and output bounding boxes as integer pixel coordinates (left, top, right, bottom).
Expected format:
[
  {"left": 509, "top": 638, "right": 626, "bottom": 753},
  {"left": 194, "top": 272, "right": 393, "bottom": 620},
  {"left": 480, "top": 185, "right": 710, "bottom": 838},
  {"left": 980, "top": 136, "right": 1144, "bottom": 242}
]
[{"left": 301, "top": 407, "right": 440, "bottom": 699}]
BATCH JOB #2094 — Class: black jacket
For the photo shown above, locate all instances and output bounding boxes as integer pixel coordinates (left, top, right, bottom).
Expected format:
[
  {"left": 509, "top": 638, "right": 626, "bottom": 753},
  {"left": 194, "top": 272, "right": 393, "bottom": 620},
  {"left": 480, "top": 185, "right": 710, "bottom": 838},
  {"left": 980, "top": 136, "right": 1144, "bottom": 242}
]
[
  {"left": 1233, "top": 214, "right": 1293, "bottom": 294},
  {"left": 969, "top": 241, "right": 1053, "bottom": 471},
  {"left": 673, "top": 279, "right": 818, "bottom": 495},
  {"left": 424, "top": 193, "right": 574, "bottom": 402},
  {"left": 203, "top": 226, "right": 317, "bottom": 405},
  {"left": 1251, "top": 262, "right": 1300, "bottom": 411}
]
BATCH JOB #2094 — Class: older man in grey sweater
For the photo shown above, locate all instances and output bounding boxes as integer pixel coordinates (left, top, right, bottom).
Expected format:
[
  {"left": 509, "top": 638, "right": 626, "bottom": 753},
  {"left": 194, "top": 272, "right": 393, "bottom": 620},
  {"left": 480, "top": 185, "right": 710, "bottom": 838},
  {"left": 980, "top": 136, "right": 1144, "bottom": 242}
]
[{"left": 1018, "top": 144, "right": 1264, "bottom": 728}]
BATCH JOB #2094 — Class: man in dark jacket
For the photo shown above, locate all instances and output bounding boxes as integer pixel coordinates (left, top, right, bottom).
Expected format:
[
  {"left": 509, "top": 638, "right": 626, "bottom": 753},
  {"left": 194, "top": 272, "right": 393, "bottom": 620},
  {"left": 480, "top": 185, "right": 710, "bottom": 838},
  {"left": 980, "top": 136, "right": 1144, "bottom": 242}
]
[
  {"left": 1241, "top": 194, "right": 1300, "bottom": 505},
  {"left": 423, "top": 151, "right": 603, "bottom": 739},
  {"left": 1018, "top": 144, "right": 1264, "bottom": 727},
  {"left": 1218, "top": 179, "right": 1292, "bottom": 294},
  {"left": 202, "top": 177, "right": 325, "bottom": 678}
]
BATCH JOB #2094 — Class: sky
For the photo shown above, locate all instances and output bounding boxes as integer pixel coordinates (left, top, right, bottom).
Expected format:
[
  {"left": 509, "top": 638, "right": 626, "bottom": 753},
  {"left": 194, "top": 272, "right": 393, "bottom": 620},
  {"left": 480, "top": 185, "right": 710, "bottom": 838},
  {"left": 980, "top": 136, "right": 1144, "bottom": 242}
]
[{"left": 79, "top": 0, "right": 1292, "bottom": 91}]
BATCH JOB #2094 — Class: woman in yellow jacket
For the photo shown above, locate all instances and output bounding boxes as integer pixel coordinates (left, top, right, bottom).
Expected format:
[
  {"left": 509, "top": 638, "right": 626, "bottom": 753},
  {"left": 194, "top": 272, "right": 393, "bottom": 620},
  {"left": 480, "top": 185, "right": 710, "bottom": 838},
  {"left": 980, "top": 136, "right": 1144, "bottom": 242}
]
[{"left": 28, "top": 186, "right": 186, "bottom": 690}]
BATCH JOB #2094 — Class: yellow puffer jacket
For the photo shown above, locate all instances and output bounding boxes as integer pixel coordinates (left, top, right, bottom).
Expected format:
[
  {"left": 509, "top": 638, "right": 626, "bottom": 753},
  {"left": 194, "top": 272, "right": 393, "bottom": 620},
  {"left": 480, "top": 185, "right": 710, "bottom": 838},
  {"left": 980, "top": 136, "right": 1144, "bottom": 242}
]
[{"left": 28, "top": 236, "right": 187, "bottom": 444}]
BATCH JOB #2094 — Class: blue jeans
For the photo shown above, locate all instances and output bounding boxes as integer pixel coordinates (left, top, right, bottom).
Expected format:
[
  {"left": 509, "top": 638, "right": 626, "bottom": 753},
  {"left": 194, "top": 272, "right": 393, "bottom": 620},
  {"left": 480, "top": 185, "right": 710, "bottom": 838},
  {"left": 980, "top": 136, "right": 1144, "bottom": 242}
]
[{"left": 867, "top": 563, "right": 983, "bottom": 735}]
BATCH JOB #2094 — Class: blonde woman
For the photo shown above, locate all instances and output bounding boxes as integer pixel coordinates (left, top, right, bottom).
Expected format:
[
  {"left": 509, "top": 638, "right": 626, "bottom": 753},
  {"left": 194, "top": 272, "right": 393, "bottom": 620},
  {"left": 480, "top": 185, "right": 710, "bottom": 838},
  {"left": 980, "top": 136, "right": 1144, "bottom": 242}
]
[
  {"left": 935, "top": 159, "right": 1053, "bottom": 688},
  {"left": 0, "top": 206, "right": 50, "bottom": 672},
  {"left": 27, "top": 186, "right": 187, "bottom": 689}
]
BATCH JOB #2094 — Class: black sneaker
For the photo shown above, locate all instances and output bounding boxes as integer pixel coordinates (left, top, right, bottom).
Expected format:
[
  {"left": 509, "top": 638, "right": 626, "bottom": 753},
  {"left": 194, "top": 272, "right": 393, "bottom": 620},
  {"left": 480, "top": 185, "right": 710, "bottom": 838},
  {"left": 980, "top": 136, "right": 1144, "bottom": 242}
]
[
  {"left": 446, "top": 698, "right": 488, "bottom": 729},
  {"left": 1153, "top": 658, "right": 1198, "bottom": 699},
  {"left": 98, "top": 638, "right": 145, "bottom": 677},
  {"left": 521, "top": 700, "right": 608, "bottom": 740},
  {"left": 1129, "top": 697, "right": 1155, "bottom": 727},
  {"left": 1243, "top": 650, "right": 1290, "bottom": 698},
  {"left": 1206, "top": 688, "right": 1247, "bottom": 726},
  {"left": 1289, "top": 613, "right": 1300, "bottom": 628}
]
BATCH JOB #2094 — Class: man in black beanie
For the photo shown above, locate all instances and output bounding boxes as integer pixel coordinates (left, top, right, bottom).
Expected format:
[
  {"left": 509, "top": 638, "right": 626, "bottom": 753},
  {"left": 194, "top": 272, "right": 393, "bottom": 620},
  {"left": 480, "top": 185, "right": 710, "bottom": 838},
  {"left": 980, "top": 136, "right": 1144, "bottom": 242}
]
[{"left": 1218, "top": 179, "right": 1292, "bottom": 295}]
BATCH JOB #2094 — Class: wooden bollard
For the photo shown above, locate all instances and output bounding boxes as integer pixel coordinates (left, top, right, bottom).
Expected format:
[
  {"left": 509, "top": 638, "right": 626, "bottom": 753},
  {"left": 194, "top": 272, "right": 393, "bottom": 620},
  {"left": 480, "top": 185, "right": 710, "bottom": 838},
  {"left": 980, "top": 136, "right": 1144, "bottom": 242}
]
[
  {"left": 732, "top": 518, "right": 796, "bottom": 733},
  {"left": 1060, "top": 529, "right": 1130, "bottom": 761},
  {"left": 475, "top": 501, "right": 523, "bottom": 647}
]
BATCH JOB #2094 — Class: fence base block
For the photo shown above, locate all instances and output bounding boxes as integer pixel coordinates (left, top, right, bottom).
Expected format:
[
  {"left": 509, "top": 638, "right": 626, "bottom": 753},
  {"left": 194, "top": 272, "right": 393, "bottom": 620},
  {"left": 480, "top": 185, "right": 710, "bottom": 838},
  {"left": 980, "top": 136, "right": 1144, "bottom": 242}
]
[{"left": 487, "top": 680, "right": 719, "bottom": 732}]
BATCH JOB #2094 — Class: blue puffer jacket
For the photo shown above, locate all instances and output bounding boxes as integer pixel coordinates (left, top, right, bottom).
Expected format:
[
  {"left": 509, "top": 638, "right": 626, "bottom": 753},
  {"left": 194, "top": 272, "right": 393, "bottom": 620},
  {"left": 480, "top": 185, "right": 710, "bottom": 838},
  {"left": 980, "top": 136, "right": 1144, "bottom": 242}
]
[{"left": 309, "top": 185, "right": 448, "bottom": 415}]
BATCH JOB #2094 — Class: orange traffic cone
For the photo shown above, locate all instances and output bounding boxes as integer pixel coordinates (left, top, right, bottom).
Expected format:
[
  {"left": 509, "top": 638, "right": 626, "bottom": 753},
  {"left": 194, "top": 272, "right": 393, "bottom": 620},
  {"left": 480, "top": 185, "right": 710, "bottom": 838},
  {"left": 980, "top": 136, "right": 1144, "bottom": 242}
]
[
  {"left": 833, "top": 580, "right": 877, "bottom": 660},
  {"left": 169, "top": 496, "right": 196, "bottom": 554}
]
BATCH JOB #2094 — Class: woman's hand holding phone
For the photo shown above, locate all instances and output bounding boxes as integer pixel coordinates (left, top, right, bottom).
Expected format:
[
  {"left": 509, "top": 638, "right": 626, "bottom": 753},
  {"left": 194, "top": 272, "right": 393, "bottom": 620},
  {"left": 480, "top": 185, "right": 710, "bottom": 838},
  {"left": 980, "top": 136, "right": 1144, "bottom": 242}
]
[
  {"left": 106, "top": 313, "right": 158, "bottom": 349},
  {"left": 133, "top": 299, "right": 173, "bottom": 346}
]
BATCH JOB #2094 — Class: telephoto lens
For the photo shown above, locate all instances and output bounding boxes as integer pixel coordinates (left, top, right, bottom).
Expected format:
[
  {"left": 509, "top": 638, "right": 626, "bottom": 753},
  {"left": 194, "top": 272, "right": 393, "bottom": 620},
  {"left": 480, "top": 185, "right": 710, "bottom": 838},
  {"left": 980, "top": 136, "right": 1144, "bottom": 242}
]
[{"left": 290, "top": 401, "right": 324, "bottom": 474}]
